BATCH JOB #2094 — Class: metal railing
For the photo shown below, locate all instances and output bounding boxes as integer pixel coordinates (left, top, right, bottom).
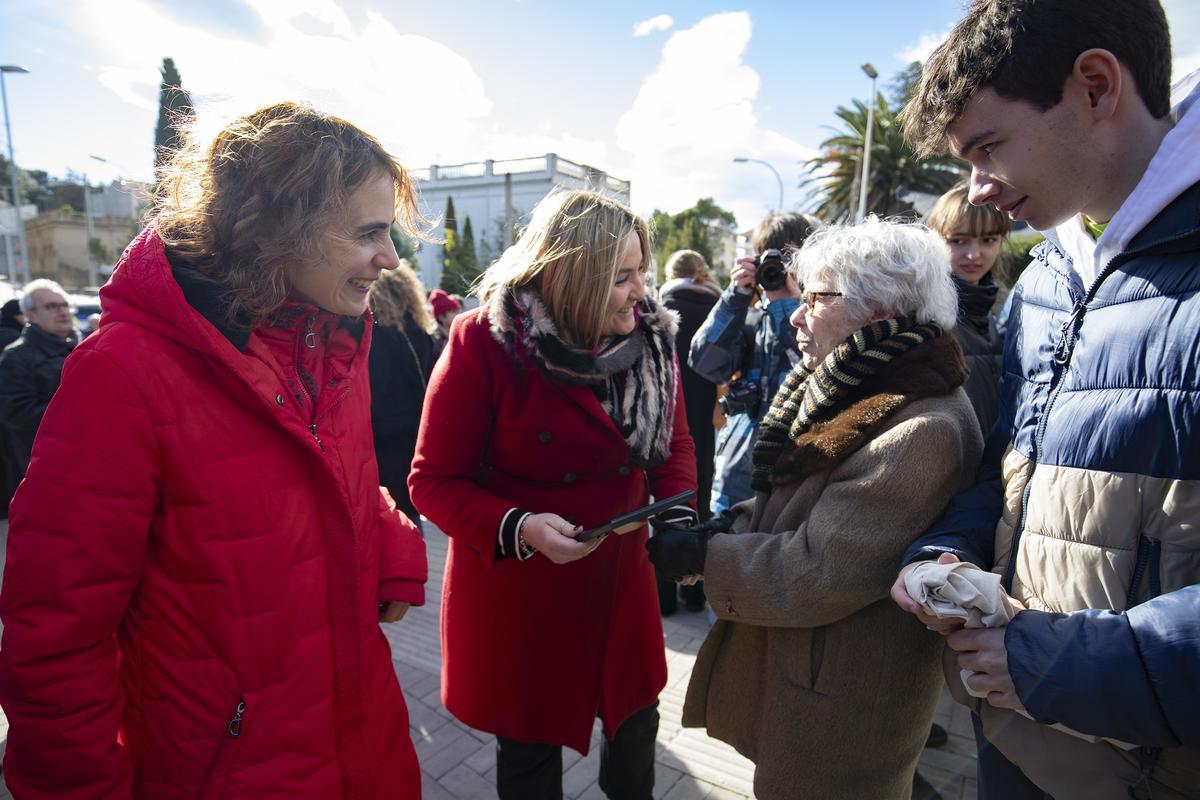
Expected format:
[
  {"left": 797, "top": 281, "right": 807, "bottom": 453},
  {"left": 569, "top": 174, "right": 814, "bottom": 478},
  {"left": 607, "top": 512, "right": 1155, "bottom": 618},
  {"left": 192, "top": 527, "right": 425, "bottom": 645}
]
[{"left": 414, "top": 154, "right": 630, "bottom": 196}]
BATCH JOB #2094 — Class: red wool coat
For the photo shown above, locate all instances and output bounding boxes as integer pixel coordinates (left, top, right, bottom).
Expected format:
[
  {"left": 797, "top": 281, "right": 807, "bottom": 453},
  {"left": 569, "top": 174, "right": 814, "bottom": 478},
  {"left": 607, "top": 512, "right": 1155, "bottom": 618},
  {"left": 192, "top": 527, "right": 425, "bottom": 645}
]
[
  {"left": 409, "top": 307, "right": 696, "bottom": 754},
  {"left": 0, "top": 228, "right": 428, "bottom": 799}
]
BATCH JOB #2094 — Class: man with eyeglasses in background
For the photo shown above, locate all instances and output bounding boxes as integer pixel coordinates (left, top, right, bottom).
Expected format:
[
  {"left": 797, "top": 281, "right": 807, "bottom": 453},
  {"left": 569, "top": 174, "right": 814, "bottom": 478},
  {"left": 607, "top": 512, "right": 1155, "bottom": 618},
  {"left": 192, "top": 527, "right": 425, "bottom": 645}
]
[{"left": 0, "top": 279, "right": 80, "bottom": 487}]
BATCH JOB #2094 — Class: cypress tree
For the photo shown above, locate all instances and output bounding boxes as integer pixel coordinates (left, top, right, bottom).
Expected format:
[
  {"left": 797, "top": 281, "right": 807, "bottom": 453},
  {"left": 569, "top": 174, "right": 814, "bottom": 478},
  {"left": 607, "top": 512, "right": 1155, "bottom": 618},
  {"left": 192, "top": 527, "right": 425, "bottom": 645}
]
[{"left": 154, "top": 58, "right": 195, "bottom": 173}]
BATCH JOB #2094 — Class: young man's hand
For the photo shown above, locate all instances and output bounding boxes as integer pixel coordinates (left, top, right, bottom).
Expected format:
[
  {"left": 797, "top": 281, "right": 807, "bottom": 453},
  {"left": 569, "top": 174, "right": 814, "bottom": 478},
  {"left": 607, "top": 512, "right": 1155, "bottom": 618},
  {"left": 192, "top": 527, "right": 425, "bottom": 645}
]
[{"left": 947, "top": 626, "right": 1027, "bottom": 713}]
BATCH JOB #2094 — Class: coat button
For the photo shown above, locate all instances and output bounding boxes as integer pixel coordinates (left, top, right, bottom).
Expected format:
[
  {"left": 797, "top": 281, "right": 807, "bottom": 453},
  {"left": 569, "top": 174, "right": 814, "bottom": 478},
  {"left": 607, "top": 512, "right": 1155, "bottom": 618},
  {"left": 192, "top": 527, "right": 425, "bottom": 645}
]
[
  {"left": 617, "top": 465, "right": 630, "bottom": 476},
  {"left": 275, "top": 394, "right": 285, "bottom": 406},
  {"left": 563, "top": 472, "right": 577, "bottom": 484},
  {"left": 538, "top": 431, "right": 552, "bottom": 443}
]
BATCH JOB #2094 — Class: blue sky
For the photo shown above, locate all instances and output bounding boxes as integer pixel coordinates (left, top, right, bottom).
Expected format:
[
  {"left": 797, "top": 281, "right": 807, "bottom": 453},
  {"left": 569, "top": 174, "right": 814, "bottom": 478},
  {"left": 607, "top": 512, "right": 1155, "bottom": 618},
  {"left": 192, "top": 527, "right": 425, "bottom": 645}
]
[{"left": 2, "top": 0, "right": 1198, "bottom": 227}]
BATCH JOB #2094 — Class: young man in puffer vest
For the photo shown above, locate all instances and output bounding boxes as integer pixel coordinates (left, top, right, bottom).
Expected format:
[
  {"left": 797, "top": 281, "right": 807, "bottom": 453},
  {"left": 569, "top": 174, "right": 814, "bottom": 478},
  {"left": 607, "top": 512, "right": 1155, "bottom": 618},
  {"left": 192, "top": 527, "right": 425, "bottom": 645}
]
[{"left": 891, "top": 1, "right": 1200, "bottom": 798}]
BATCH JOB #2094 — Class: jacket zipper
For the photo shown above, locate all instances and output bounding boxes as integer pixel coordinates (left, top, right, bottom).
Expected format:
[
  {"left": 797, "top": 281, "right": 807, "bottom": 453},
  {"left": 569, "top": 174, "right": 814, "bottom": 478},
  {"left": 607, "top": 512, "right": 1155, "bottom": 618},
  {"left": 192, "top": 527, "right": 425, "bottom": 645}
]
[
  {"left": 227, "top": 698, "right": 246, "bottom": 737},
  {"left": 308, "top": 381, "right": 354, "bottom": 454},
  {"left": 1002, "top": 228, "right": 1200, "bottom": 591}
]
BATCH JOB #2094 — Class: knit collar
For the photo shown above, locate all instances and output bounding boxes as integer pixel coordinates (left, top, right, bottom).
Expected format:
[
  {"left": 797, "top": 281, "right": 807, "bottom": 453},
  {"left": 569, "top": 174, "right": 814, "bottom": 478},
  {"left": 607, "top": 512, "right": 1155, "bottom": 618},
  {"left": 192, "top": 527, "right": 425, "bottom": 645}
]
[
  {"left": 751, "top": 317, "right": 968, "bottom": 490},
  {"left": 768, "top": 333, "right": 967, "bottom": 485},
  {"left": 953, "top": 274, "right": 998, "bottom": 334}
]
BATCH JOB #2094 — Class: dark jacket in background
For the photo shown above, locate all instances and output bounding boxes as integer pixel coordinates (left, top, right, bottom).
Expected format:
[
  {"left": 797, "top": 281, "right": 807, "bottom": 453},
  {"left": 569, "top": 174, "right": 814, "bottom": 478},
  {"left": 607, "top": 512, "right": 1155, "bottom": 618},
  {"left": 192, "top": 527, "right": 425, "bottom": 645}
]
[
  {"left": 0, "top": 324, "right": 78, "bottom": 478},
  {"left": 952, "top": 274, "right": 1003, "bottom": 437},
  {"left": 690, "top": 287, "right": 802, "bottom": 514},
  {"left": 660, "top": 278, "right": 720, "bottom": 518},
  {"left": 0, "top": 302, "right": 23, "bottom": 511},
  {"left": 369, "top": 315, "right": 435, "bottom": 526},
  {"left": 0, "top": 300, "right": 21, "bottom": 350}
]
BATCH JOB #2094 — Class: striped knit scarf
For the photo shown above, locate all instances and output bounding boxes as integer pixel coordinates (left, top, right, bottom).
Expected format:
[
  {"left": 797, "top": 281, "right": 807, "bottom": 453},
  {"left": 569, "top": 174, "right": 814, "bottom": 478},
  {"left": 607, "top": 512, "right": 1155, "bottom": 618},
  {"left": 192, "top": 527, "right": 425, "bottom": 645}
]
[
  {"left": 488, "top": 286, "right": 680, "bottom": 468},
  {"left": 750, "top": 317, "right": 942, "bottom": 492}
]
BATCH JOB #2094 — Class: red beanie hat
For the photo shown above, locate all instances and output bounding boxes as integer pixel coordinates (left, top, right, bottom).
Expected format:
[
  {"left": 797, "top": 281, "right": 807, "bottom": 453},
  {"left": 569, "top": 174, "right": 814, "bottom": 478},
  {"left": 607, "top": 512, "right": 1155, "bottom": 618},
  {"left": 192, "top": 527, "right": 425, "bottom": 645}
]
[{"left": 429, "top": 289, "right": 462, "bottom": 319}]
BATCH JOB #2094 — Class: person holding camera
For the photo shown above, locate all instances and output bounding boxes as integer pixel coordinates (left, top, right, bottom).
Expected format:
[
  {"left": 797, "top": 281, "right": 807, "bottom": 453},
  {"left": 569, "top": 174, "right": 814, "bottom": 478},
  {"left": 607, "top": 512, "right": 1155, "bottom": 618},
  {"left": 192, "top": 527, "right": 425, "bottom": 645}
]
[{"left": 690, "top": 212, "right": 816, "bottom": 515}]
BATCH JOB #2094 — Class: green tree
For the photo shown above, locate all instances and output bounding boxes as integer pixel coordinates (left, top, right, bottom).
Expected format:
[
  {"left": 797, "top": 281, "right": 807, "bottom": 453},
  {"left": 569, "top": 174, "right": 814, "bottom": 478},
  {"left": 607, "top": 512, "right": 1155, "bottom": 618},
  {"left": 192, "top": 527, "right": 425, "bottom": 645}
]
[
  {"left": 650, "top": 198, "right": 737, "bottom": 283},
  {"left": 888, "top": 61, "right": 923, "bottom": 110},
  {"left": 803, "top": 88, "right": 963, "bottom": 223},
  {"left": 154, "top": 57, "right": 195, "bottom": 173},
  {"left": 460, "top": 217, "right": 479, "bottom": 276}
]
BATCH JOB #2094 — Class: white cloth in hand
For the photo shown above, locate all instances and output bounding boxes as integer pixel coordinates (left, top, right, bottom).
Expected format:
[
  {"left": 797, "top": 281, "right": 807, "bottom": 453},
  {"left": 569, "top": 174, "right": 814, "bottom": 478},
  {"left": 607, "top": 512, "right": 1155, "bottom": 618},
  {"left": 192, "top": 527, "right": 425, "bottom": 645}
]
[
  {"left": 903, "top": 560, "right": 1015, "bottom": 629},
  {"left": 903, "top": 560, "right": 1015, "bottom": 699}
]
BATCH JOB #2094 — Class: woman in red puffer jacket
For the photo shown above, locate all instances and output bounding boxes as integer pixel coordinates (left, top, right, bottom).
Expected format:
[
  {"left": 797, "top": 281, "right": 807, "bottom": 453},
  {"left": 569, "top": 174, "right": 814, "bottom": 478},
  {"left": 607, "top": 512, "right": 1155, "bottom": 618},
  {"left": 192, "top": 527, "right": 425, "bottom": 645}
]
[{"left": 0, "top": 102, "right": 429, "bottom": 799}]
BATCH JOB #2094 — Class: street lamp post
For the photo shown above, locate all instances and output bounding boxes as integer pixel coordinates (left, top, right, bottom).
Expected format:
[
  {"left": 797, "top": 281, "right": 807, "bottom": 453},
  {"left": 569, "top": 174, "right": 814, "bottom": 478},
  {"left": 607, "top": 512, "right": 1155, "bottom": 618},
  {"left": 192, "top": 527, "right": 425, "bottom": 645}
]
[
  {"left": 1, "top": 65, "right": 30, "bottom": 284},
  {"left": 82, "top": 171, "right": 97, "bottom": 289},
  {"left": 733, "top": 157, "right": 784, "bottom": 212},
  {"left": 855, "top": 62, "right": 878, "bottom": 223}
]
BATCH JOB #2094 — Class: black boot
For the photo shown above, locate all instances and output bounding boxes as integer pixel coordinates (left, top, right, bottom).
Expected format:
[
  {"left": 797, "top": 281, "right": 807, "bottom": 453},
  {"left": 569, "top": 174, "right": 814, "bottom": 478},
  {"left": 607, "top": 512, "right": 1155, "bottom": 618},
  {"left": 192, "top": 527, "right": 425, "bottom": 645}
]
[{"left": 925, "top": 722, "right": 948, "bottom": 748}]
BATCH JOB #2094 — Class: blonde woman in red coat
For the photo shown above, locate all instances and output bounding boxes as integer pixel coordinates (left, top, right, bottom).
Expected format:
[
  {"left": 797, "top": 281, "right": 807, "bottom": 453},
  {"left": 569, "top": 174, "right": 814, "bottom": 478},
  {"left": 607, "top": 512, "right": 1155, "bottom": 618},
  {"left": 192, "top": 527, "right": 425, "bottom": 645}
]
[
  {"left": 0, "top": 103, "right": 428, "bottom": 799},
  {"left": 409, "top": 190, "right": 698, "bottom": 799}
]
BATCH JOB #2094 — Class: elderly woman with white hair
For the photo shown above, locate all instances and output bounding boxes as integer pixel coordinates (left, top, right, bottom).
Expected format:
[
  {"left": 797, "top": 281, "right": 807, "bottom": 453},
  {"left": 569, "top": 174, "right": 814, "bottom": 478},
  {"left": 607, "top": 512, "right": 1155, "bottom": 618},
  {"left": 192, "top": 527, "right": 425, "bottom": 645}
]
[{"left": 647, "top": 216, "right": 985, "bottom": 800}]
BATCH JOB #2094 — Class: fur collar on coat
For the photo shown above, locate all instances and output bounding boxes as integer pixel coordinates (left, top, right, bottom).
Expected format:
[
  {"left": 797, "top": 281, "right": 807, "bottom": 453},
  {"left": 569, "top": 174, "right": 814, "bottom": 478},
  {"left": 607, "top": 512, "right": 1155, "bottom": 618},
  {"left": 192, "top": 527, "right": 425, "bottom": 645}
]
[{"left": 771, "top": 335, "right": 968, "bottom": 486}]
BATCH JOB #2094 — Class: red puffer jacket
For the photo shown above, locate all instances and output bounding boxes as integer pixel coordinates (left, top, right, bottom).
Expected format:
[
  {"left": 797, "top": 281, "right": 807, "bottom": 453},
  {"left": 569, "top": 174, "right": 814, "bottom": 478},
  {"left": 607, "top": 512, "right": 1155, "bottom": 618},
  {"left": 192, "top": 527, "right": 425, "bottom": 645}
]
[{"left": 0, "top": 227, "right": 428, "bottom": 799}]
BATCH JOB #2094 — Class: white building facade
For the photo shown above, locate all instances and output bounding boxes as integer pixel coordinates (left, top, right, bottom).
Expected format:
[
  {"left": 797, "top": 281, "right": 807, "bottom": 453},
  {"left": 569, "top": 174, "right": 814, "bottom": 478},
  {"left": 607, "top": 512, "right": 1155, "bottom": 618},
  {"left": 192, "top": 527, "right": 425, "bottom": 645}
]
[{"left": 411, "top": 154, "right": 631, "bottom": 290}]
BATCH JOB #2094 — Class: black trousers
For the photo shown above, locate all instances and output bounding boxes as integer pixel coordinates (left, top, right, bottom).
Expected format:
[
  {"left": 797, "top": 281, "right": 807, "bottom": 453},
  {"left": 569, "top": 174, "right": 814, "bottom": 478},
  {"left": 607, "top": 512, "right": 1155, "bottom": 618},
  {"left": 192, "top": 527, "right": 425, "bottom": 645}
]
[{"left": 495, "top": 703, "right": 659, "bottom": 800}]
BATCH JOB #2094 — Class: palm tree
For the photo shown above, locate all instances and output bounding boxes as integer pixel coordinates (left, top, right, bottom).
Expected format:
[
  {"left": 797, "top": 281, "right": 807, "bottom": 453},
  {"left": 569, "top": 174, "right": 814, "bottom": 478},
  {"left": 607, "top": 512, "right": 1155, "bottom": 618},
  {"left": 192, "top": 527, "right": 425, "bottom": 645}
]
[{"left": 803, "top": 92, "right": 964, "bottom": 223}]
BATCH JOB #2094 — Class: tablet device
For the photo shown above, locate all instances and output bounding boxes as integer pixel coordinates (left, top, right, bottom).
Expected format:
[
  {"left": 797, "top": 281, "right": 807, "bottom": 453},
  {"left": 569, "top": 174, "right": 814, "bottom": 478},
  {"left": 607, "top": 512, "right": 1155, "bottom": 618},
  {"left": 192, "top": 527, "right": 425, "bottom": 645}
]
[{"left": 574, "top": 490, "right": 697, "bottom": 543}]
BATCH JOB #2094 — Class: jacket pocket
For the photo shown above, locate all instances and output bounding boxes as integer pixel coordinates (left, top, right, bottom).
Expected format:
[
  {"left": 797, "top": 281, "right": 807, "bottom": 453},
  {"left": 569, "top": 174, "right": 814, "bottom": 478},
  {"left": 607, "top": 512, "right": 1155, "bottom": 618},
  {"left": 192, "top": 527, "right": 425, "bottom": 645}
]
[
  {"left": 198, "top": 695, "right": 251, "bottom": 800},
  {"left": 771, "top": 626, "right": 838, "bottom": 694}
]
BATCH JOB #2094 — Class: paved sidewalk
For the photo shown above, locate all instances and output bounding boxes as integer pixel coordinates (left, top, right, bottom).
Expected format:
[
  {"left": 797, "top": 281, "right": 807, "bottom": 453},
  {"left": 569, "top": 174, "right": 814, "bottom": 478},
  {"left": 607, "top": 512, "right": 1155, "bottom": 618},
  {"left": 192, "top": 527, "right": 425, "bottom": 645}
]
[
  {"left": 387, "top": 528, "right": 979, "bottom": 800},
  {"left": 0, "top": 519, "right": 978, "bottom": 799}
]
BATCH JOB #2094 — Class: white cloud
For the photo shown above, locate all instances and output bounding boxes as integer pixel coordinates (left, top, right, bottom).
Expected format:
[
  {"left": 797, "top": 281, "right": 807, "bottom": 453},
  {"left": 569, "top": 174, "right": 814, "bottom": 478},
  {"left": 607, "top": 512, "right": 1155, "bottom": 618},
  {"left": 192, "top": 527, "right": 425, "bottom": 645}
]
[
  {"left": 632, "top": 14, "right": 673, "bottom": 38},
  {"left": 79, "top": 0, "right": 495, "bottom": 169},
  {"left": 896, "top": 27, "right": 951, "bottom": 66},
  {"left": 616, "top": 12, "right": 816, "bottom": 228}
]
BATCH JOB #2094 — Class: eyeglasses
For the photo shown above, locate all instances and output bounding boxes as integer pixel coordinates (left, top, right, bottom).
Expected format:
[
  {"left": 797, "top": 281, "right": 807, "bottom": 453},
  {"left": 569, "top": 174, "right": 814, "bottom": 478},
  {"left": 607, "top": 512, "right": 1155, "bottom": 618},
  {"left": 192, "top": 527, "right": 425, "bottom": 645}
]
[
  {"left": 800, "top": 290, "right": 843, "bottom": 309},
  {"left": 39, "top": 302, "right": 72, "bottom": 312}
]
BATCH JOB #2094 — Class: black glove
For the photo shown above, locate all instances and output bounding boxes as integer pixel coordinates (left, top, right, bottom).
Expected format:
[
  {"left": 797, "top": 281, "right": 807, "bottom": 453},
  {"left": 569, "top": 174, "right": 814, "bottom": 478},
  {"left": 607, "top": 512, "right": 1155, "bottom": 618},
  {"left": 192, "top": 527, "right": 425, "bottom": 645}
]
[{"left": 646, "top": 513, "right": 730, "bottom": 581}]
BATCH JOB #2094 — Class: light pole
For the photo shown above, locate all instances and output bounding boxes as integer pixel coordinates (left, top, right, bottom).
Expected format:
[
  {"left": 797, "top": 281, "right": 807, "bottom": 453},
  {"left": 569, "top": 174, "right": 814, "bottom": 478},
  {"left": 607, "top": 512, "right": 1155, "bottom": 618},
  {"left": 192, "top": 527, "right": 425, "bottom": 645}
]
[
  {"left": 733, "top": 157, "right": 784, "bottom": 212},
  {"left": 855, "top": 62, "right": 878, "bottom": 223},
  {"left": 1, "top": 65, "right": 30, "bottom": 284}
]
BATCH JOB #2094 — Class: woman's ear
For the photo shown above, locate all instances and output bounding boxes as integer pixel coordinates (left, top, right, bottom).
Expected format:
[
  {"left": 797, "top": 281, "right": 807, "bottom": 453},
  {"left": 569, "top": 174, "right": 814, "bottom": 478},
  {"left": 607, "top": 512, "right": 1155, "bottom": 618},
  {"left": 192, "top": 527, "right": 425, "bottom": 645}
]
[{"left": 867, "top": 302, "right": 897, "bottom": 324}]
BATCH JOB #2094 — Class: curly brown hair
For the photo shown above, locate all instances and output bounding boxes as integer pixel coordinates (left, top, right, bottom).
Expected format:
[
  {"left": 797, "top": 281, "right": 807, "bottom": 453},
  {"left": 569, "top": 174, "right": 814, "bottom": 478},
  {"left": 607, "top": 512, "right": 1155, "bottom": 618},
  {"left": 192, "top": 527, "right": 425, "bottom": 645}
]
[
  {"left": 368, "top": 259, "right": 436, "bottom": 335},
  {"left": 902, "top": 0, "right": 1172, "bottom": 157},
  {"left": 155, "top": 101, "right": 430, "bottom": 327}
]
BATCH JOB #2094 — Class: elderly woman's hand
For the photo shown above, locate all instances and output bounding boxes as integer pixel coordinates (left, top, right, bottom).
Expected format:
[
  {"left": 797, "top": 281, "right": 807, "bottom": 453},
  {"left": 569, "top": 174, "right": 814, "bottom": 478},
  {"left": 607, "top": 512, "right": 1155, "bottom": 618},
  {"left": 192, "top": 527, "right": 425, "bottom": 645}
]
[
  {"left": 647, "top": 513, "right": 732, "bottom": 582},
  {"left": 519, "top": 513, "right": 602, "bottom": 565},
  {"left": 891, "top": 552, "right": 970, "bottom": 634}
]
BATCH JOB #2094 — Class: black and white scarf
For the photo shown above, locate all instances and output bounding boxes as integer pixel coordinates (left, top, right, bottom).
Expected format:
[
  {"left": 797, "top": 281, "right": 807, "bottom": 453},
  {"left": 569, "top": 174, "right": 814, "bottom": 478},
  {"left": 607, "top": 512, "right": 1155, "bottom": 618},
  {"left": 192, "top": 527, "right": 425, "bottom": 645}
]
[
  {"left": 488, "top": 286, "right": 680, "bottom": 468},
  {"left": 750, "top": 317, "right": 943, "bottom": 492}
]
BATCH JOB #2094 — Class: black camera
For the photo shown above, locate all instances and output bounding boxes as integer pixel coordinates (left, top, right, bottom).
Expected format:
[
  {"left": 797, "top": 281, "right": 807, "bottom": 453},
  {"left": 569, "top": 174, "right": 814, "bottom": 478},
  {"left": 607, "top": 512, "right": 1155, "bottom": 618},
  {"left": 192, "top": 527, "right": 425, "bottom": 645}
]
[
  {"left": 753, "top": 248, "right": 788, "bottom": 293},
  {"left": 719, "top": 379, "right": 763, "bottom": 418}
]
